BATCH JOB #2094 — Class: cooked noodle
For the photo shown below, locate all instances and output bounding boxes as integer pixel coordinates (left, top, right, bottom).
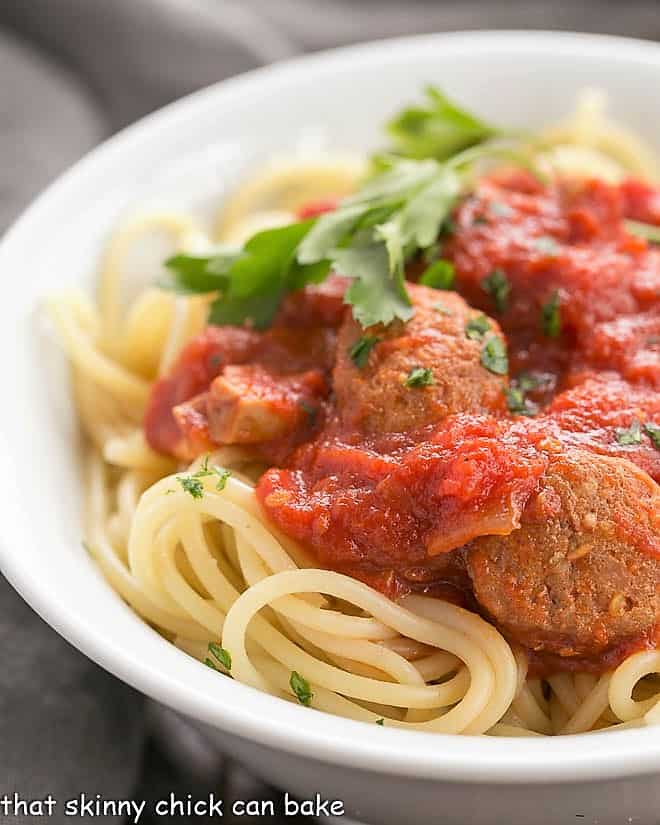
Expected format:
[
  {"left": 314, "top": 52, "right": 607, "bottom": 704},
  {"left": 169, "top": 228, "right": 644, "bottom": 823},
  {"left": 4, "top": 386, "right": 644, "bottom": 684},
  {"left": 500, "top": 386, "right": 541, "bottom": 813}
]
[{"left": 49, "top": 97, "right": 660, "bottom": 736}]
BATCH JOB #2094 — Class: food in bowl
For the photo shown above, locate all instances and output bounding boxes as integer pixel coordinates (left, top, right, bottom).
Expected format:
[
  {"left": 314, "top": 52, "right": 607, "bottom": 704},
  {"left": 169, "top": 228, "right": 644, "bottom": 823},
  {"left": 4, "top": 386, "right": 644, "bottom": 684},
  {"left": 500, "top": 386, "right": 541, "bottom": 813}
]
[{"left": 49, "top": 86, "right": 660, "bottom": 737}]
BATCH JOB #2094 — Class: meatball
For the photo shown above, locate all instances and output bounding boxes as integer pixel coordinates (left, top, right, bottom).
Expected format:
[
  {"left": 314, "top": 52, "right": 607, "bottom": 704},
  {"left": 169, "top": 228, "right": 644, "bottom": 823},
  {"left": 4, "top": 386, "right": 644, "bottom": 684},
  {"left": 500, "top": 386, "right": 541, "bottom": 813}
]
[
  {"left": 333, "top": 283, "right": 507, "bottom": 434},
  {"left": 467, "top": 448, "right": 660, "bottom": 659}
]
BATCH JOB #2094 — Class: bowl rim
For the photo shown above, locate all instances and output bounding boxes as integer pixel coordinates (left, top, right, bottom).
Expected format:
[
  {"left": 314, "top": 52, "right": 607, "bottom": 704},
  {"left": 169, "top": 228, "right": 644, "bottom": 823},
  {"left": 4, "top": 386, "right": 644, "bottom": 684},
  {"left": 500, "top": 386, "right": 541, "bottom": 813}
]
[{"left": 2, "top": 29, "right": 660, "bottom": 785}]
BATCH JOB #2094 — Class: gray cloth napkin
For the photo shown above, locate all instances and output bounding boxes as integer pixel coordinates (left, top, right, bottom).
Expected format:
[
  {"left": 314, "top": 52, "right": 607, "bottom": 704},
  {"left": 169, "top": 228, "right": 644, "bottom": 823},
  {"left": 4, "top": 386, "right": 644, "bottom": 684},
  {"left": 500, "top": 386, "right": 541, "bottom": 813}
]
[{"left": 1, "top": 2, "right": 660, "bottom": 822}]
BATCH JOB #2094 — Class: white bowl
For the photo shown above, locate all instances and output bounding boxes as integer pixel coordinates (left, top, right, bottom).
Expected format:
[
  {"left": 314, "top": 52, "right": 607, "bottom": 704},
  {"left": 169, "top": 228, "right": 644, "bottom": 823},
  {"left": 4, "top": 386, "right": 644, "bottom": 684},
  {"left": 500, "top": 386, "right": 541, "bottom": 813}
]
[{"left": 1, "top": 30, "right": 659, "bottom": 825}]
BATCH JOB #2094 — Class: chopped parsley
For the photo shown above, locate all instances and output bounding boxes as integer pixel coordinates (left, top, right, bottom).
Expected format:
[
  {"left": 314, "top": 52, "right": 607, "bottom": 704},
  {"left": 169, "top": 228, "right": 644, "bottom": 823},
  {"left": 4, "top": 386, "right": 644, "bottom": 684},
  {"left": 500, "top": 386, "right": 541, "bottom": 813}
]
[
  {"left": 541, "top": 291, "right": 561, "bottom": 338},
  {"left": 505, "top": 386, "right": 538, "bottom": 417},
  {"left": 177, "top": 458, "right": 232, "bottom": 497},
  {"left": 465, "top": 313, "right": 491, "bottom": 341},
  {"left": 490, "top": 200, "right": 513, "bottom": 217},
  {"left": 482, "top": 269, "right": 510, "bottom": 314},
  {"left": 434, "top": 303, "right": 453, "bottom": 315},
  {"left": 290, "top": 671, "right": 313, "bottom": 706},
  {"left": 405, "top": 366, "right": 435, "bottom": 388},
  {"left": 213, "top": 469, "right": 232, "bottom": 492},
  {"left": 644, "top": 422, "right": 660, "bottom": 449},
  {"left": 192, "top": 456, "right": 232, "bottom": 491},
  {"left": 516, "top": 372, "right": 542, "bottom": 392},
  {"left": 177, "top": 475, "right": 205, "bottom": 499},
  {"left": 625, "top": 219, "right": 660, "bottom": 245},
  {"left": 349, "top": 335, "right": 381, "bottom": 369},
  {"left": 207, "top": 642, "right": 232, "bottom": 672},
  {"left": 419, "top": 259, "right": 455, "bottom": 290},
  {"left": 480, "top": 335, "right": 508, "bottom": 375},
  {"left": 615, "top": 420, "right": 642, "bottom": 446},
  {"left": 535, "top": 235, "right": 559, "bottom": 256},
  {"left": 376, "top": 718, "right": 385, "bottom": 726}
]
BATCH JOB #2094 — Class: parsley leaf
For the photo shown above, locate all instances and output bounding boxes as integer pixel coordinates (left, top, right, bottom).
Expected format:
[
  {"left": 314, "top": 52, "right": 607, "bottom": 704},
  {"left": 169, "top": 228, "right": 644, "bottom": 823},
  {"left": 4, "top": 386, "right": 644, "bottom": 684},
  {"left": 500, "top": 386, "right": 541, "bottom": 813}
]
[
  {"left": 405, "top": 366, "right": 435, "bottom": 387},
  {"left": 541, "top": 291, "right": 561, "bottom": 338},
  {"left": 349, "top": 335, "right": 381, "bottom": 368},
  {"left": 290, "top": 671, "right": 313, "bottom": 706},
  {"left": 480, "top": 335, "right": 508, "bottom": 375},
  {"left": 490, "top": 200, "right": 513, "bottom": 217},
  {"left": 163, "top": 221, "right": 328, "bottom": 331},
  {"left": 615, "top": 420, "right": 642, "bottom": 446},
  {"left": 505, "top": 386, "right": 538, "bottom": 417},
  {"left": 336, "top": 242, "right": 414, "bottom": 328},
  {"left": 177, "top": 475, "right": 204, "bottom": 499},
  {"left": 157, "top": 89, "right": 521, "bottom": 331},
  {"left": 465, "top": 313, "right": 491, "bottom": 341},
  {"left": 434, "top": 303, "right": 453, "bottom": 315},
  {"left": 192, "top": 456, "right": 232, "bottom": 491},
  {"left": 625, "top": 219, "right": 660, "bottom": 245},
  {"left": 535, "top": 235, "right": 560, "bottom": 256},
  {"left": 482, "top": 269, "right": 510, "bottom": 314},
  {"left": 161, "top": 250, "right": 238, "bottom": 295},
  {"left": 516, "top": 372, "right": 541, "bottom": 393},
  {"left": 208, "top": 642, "right": 232, "bottom": 672},
  {"left": 420, "top": 259, "right": 455, "bottom": 290},
  {"left": 386, "top": 86, "right": 498, "bottom": 161},
  {"left": 644, "top": 422, "right": 660, "bottom": 449},
  {"left": 376, "top": 718, "right": 385, "bottom": 726}
]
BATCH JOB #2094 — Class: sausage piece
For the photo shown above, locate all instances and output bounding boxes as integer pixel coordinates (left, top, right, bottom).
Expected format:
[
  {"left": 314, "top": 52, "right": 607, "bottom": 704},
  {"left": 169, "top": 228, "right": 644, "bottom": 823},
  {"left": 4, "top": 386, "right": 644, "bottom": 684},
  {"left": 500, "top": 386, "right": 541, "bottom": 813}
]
[
  {"left": 333, "top": 283, "right": 508, "bottom": 434},
  {"left": 467, "top": 448, "right": 660, "bottom": 659}
]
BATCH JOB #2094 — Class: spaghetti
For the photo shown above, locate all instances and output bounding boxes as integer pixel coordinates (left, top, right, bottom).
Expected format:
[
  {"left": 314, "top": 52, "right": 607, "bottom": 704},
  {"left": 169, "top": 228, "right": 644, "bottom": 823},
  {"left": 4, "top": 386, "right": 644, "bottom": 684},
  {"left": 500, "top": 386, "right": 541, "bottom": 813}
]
[{"left": 49, "top": 91, "right": 660, "bottom": 737}]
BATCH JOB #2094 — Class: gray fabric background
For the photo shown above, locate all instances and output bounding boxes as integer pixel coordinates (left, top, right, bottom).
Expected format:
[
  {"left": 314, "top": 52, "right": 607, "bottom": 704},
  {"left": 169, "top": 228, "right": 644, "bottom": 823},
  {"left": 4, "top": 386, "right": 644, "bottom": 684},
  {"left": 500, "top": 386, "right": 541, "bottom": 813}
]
[{"left": 1, "top": 2, "right": 659, "bottom": 822}]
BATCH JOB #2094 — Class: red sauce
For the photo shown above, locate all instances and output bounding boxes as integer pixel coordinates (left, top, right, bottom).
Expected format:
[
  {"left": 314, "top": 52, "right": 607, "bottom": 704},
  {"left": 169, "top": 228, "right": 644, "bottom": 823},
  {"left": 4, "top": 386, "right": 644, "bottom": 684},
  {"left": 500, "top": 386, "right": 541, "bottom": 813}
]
[{"left": 145, "top": 172, "right": 660, "bottom": 674}]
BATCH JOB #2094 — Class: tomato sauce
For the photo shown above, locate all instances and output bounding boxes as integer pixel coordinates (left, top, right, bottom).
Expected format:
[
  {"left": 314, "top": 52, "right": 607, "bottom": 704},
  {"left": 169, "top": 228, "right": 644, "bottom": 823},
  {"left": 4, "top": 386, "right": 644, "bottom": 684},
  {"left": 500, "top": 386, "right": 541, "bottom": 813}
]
[{"left": 145, "top": 172, "right": 660, "bottom": 673}]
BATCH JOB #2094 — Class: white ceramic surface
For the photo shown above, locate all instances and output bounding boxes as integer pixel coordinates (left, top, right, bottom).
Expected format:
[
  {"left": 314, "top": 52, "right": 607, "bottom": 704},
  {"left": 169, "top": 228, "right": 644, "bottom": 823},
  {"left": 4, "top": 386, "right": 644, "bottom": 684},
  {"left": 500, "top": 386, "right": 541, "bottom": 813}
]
[{"left": 1, "top": 31, "right": 659, "bottom": 825}]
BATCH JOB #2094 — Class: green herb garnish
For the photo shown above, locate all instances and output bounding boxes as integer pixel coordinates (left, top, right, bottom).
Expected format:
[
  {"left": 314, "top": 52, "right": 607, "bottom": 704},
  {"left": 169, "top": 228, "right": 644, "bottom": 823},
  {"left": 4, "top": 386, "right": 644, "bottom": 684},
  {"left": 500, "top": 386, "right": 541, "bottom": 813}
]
[
  {"left": 208, "top": 643, "right": 232, "bottom": 672},
  {"left": 535, "top": 235, "right": 559, "bottom": 256},
  {"left": 505, "top": 386, "right": 538, "bottom": 417},
  {"left": 482, "top": 269, "right": 510, "bottom": 314},
  {"left": 192, "top": 456, "right": 232, "bottom": 491},
  {"left": 349, "top": 335, "right": 381, "bottom": 369},
  {"left": 480, "top": 335, "right": 508, "bottom": 375},
  {"left": 434, "top": 303, "right": 453, "bottom": 316},
  {"left": 490, "top": 200, "right": 513, "bottom": 217},
  {"left": 157, "top": 87, "right": 512, "bottom": 331},
  {"left": 516, "top": 372, "right": 541, "bottom": 393},
  {"left": 625, "top": 219, "right": 660, "bottom": 244},
  {"left": 615, "top": 420, "right": 642, "bottom": 446},
  {"left": 376, "top": 718, "right": 385, "bottom": 726},
  {"left": 644, "top": 422, "right": 660, "bottom": 449},
  {"left": 541, "top": 291, "right": 561, "bottom": 338},
  {"left": 405, "top": 367, "right": 435, "bottom": 388},
  {"left": 386, "top": 85, "right": 499, "bottom": 161},
  {"left": 465, "top": 313, "right": 491, "bottom": 341},
  {"left": 290, "top": 671, "right": 313, "bottom": 706},
  {"left": 177, "top": 475, "right": 205, "bottom": 499},
  {"left": 419, "top": 259, "right": 455, "bottom": 290}
]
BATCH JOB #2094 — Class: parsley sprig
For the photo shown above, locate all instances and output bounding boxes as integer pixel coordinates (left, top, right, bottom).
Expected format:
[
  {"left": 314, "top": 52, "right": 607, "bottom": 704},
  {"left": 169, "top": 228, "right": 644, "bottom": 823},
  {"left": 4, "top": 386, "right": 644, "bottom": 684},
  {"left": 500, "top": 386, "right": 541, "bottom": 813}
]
[
  {"left": 205, "top": 642, "right": 232, "bottom": 673},
  {"left": 349, "top": 335, "right": 381, "bottom": 368},
  {"left": 644, "top": 422, "right": 660, "bottom": 449},
  {"left": 625, "top": 219, "right": 660, "bottom": 245},
  {"left": 615, "top": 420, "right": 642, "bottom": 446},
  {"left": 176, "top": 456, "right": 232, "bottom": 498},
  {"left": 405, "top": 366, "right": 435, "bottom": 388},
  {"left": 159, "top": 88, "right": 515, "bottom": 331},
  {"left": 386, "top": 86, "right": 499, "bottom": 161},
  {"left": 290, "top": 671, "right": 313, "bottom": 706}
]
